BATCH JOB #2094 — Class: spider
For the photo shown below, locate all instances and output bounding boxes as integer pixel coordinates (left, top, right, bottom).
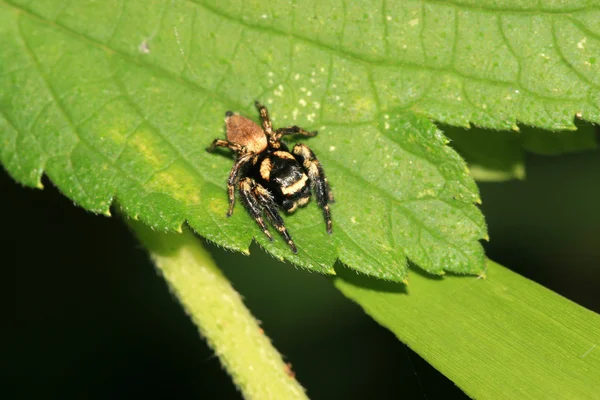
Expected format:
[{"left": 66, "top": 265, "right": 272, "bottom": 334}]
[{"left": 208, "top": 101, "right": 333, "bottom": 254}]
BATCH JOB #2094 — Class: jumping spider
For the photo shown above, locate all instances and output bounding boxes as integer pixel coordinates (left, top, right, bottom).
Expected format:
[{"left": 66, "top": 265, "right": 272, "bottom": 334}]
[{"left": 208, "top": 101, "right": 334, "bottom": 254}]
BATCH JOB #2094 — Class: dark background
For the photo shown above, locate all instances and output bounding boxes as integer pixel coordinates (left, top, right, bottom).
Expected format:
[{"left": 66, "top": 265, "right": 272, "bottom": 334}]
[{"left": 2, "top": 147, "right": 599, "bottom": 399}]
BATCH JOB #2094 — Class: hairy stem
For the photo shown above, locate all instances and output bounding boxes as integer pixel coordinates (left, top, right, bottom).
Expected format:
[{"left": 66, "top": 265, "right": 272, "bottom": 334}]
[{"left": 128, "top": 220, "right": 307, "bottom": 400}]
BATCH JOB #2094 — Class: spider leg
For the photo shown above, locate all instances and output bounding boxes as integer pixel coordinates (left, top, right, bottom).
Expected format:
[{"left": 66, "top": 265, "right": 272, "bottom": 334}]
[
  {"left": 208, "top": 139, "right": 253, "bottom": 216},
  {"left": 254, "top": 101, "right": 273, "bottom": 136},
  {"left": 252, "top": 181, "right": 298, "bottom": 254},
  {"left": 239, "top": 178, "right": 274, "bottom": 242},
  {"left": 292, "top": 143, "right": 333, "bottom": 234},
  {"left": 208, "top": 138, "right": 246, "bottom": 153},
  {"left": 226, "top": 153, "right": 253, "bottom": 217},
  {"left": 274, "top": 125, "right": 318, "bottom": 141}
]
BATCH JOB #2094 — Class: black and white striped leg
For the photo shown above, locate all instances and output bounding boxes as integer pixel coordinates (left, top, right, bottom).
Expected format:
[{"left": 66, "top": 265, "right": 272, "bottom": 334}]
[
  {"left": 208, "top": 139, "right": 253, "bottom": 217},
  {"left": 226, "top": 153, "right": 253, "bottom": 217},
  {"left": 239, "top": 178, "right": 273, "bottom": 242},
  {"left": 292, "top": 143, "right": 333, "bottom": 234},
  {"left": 252, "top": 183, "right": 298, "bottom": 254},
  {"left": 254, "top": 101, "right": 273, "bottom": 136},
  {"left": 274, "top": 125, "right": 317, "bottom": 141}
]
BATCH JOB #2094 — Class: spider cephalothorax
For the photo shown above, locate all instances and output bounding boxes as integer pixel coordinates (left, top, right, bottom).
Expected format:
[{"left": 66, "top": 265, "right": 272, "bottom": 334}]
[{"left": 208, "top": 101, "right": 334, "bottom": 253}]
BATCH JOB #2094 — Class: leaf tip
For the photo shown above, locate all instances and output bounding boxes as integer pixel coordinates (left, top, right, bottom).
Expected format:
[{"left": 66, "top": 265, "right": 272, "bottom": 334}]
[{"left": 325, "top": 265, "right": 337, "bottom": 275}]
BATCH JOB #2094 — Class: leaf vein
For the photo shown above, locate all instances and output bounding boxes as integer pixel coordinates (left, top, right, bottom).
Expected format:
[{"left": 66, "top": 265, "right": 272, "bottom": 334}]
[
  {"left": 109, "top": 63, "right": 210, "bottom": 183},
  {"left": 7, "top": 0, "right": 594, "bottom": 120},
  {"left": 396, "top": 202, "right": 473, "bottom": 266},
  {"left": 551, "top": 19, "right": 600, "bottom": 91}
]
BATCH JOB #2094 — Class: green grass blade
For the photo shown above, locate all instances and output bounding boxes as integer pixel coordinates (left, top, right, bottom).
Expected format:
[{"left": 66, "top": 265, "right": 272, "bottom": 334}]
[{"left": 335, "top": 260, "right": 600, "bottom": 398}]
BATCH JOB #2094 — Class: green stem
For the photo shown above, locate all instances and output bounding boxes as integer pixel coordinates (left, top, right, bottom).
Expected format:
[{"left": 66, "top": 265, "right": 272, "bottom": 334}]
[{"left": 128, "top": 220, "right": 307, "bottom": 400}]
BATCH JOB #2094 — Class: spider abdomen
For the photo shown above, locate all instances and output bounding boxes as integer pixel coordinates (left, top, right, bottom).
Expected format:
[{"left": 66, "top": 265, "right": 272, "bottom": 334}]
[{"left": 253, "top": 150, "right": 311, "bottom": 211}]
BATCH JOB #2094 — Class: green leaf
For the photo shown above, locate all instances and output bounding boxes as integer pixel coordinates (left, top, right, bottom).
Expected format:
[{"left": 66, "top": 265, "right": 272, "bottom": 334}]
[
  {"left": 200, "top": 0, "right": 600, "bottom": 131},
  {"left": 0, "top": 1, "right": 487, "bottom": 281},
  {"left": 335, "top": 260, "right": 600, "bottom": 399},
  {"left": 445, "top": 121, "right": 597, "bottom": 181}
]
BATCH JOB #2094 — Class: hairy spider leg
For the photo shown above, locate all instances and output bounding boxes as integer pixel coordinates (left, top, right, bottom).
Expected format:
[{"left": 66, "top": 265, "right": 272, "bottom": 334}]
[
  {"left": 252, "top": 182, "right": 298, "bottom": 254},
  {"left": 208, "top": 138, "right": 246, "bottom": 153},
  {"left": 274, "top": 125, "right": 318, "bottom": 142},
  {"left": 208, "top": 139, "right": 254, "bottom": 217},
  {"left": 292, "top": 144, "right": 333, "bottom": 234},
  {"left": 254, "top": 101, "right": 274, "bottom": 136},
  {"left": 226, "top": 153, "right": 254, "bottom": 217},
  {"left": 239, "top": 178, "right": 274, "bottom": 241}
]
